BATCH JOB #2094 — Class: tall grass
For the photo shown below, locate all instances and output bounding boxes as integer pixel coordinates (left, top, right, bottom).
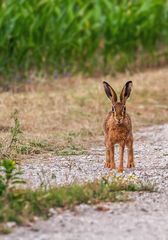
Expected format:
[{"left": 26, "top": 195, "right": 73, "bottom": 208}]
[{"left": 0, "top": 0, "right": 168, "bottom": 79}]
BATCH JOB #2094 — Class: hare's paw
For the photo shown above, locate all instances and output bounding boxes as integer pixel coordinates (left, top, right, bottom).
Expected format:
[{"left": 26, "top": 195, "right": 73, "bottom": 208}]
[
  {"left": 127, "top": 162, "right": 135, "bottom": 168},
  {"left": 104, "top": 162, "right": 116, "bottom": 169},
  {"left": 104, "top": 161, "right": 111, "bottom": 168},
  {"left": 117, "top": 167, "right": 124, "bottom": 173},
  {"left": 109, "top": 163, "right": 116, "bottom": 169},
  {"left": 104, "top": 162, "right": 115, "bottom": 169}
]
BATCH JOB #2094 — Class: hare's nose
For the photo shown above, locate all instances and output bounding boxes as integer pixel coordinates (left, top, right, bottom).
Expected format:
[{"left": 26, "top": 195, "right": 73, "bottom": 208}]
[{"left": 117, "top": 119, "right": 122, "bottom": 124}]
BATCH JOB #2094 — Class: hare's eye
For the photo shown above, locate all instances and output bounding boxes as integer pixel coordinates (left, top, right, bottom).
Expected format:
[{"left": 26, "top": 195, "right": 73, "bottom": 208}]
[{"left": 112, "top": 106, "right": 115, "bottom": 112}]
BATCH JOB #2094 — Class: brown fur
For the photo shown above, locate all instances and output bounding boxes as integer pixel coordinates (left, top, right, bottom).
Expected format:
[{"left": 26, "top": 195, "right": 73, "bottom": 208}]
[{"left": 103, "top": 81, "right": 134, "bottom": 172}]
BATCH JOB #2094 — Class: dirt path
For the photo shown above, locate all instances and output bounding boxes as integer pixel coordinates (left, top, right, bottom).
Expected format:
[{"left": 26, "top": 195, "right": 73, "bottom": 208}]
[{"left": 2, "top": 124, "right": 168, "bottom": 240}]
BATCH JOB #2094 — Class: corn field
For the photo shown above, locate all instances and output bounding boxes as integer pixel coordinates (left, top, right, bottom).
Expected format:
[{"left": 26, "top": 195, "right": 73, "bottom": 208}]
[{"left": 0, "top": 0, "right": 168, "bottom": 78}]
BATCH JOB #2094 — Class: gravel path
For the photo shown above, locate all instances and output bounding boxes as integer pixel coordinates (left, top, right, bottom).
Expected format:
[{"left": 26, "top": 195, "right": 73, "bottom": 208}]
[{"left": 2, "top": 124, "right": 168, "bottom": 240}]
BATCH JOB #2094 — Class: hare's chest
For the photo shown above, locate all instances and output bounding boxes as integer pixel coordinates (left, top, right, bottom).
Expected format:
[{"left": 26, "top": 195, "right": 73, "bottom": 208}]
[{"left": 109, "top": 126, "right": 128, "bottom": 144}]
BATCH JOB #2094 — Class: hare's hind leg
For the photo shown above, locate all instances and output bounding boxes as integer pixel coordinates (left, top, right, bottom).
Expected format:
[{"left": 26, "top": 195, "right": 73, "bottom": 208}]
[
  {"left": 127, "top": 140, "right": 135, "bottom": 168},
  {"left": 104, "top": 146, "right": 115, "bottom": 169}
]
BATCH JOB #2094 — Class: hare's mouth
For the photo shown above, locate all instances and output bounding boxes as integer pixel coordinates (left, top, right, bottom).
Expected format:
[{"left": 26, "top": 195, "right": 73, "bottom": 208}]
[{"left": 116, "top": 120, "right": 123, "bottom": 125}]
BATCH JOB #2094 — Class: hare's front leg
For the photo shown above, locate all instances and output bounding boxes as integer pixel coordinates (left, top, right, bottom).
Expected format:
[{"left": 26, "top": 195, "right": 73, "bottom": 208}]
[
  {"left": 118, "top": 143, "right": 125, "bottom": 173},
  {"left": 104, "top": 146, "right": 115, "bottom": 169},
  {"left": 127, "top": 140, "right": 135, "bottom": 168}
]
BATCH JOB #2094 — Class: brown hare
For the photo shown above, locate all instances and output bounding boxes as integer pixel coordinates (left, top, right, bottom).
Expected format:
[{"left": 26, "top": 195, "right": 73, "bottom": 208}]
[{"left": 103, "top": 81, "right": 134, "bottom": 173}]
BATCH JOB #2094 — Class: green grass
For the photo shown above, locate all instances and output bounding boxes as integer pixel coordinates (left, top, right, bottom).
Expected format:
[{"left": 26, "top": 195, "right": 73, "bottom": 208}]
[
  {"left": 16, "top": 140, "right": 86, "bottom": 156},
  {"left": 16, "top": 139, "right": 55, "bottom": 155},
  {"left": 55, "top": 144, "right": 86, "bottom": 156},
  {"left": 0, "top": 176, "right": 155, "bottom": 233},
  {"left": 0, "top": 0, "right": 168, "bottom": 80}
]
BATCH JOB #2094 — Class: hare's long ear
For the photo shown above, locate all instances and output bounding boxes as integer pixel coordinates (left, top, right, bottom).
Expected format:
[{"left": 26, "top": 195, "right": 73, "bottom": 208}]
[
  {"left": 120, "top": 81, "right": 132, "bottom": 104},
  {"left": 103, "top": 81, "right": 117, "bottom": 105}
]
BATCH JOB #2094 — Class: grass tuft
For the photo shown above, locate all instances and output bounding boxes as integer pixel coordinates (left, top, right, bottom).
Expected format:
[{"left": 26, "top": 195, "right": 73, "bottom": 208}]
[
  {"left": 55, "top": 144, "right": 86, "bottom": 156},
  {"left": 0, "top": 175, "right": 155, "bottom": 233}
]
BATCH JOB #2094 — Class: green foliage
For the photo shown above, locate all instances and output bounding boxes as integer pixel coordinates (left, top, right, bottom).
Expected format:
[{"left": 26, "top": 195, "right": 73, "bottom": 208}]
[
  {"left": 2, "top": 110, "right": 50, "bottom": 156},
  {"left": 10, "top": 110, "right": 22, "bottom": 145},
  {"left": 7, "top": 110, "right": 22, "bottom": 155},
  {"left": 1, "top": 110, "right": 23, "bottom": 159},
  {"left": 0, "top": 176, "right": 155, "bottom": 229},
  {"left": 0, "top": 111, "right": 25, "bottom": 197},
  {"left": 0, "top": 159, "right": 25, "bottom": 196},
  {"left": 55, "top": 144, "right": 85, "bottom": 156},
  {"left": 0, "top": 0, "right": 168, "bottom": 78},
  {"left": 16, "top": 140, "right": 53, "bottom": 155}
]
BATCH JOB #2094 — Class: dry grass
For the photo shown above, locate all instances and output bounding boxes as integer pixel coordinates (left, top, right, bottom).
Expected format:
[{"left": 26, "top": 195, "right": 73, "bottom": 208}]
[{"left": 0, "top": 68, "right": 167, "bottom": 157}]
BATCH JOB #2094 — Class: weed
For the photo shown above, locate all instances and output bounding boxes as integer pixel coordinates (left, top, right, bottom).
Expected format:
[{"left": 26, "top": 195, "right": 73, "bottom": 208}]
[
  {"left": 0, "top": 175, "right": 155, "bottom": 232},
  {"left": 0, "top": 159, "right": 25, "bottom": 196},
  {"left": 10, "top": 110, "right": 22, "bottom": 148},
  {"left": 0, "top": 110, "right": 23, "bottom": 161},
  {"left": 0, "top": 225, "right": 11, "bottom": 234},
  {"left": 55, "top": 144, "right": 85, "bottom": 156},
  {"left": 16, "top": 140, "right": 53, "bottom": 155},
  {"left": 16, "top": 145, "right": 32, "bottom": 155},
  {"left": 0, "top": 111, "right": 25, "bottom": 195}
]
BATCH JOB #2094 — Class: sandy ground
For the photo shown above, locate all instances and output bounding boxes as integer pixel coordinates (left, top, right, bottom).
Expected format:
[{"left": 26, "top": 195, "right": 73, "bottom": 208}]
[{"left": 2, "top": 124, "right": 168, "bottom": 240}]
